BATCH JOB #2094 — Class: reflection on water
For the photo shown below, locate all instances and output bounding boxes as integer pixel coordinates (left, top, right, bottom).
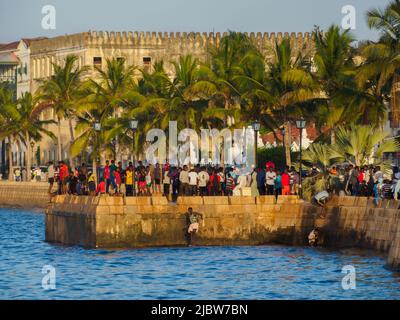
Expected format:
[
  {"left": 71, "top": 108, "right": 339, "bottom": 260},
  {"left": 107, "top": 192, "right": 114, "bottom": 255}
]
[{"left": 1, "top": 208, "right": 400, "bottom": 300}]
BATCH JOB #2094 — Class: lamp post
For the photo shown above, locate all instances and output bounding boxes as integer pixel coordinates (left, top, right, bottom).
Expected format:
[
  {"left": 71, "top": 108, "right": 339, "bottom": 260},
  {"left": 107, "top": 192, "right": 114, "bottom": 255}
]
[
  {"left": 94, "top": 121, "right": 101, "bottom": 184},
  {"left": 252, "top": 120, "right": 261, "bottom": 168},
  {"left": 30, "top": 141, "right": 35, "bottom": 168},
  {"left": 129, "top": 119, "right": 138, "bottom": 196},
  {"left": 296, "top": 118, "right": 306, "bottom": 198},
  {"left": 111, "top": 138, "right": 117, "bottom": 160},
  {"left": 280, "top": 127, "right": 285, "bottom": 164}
]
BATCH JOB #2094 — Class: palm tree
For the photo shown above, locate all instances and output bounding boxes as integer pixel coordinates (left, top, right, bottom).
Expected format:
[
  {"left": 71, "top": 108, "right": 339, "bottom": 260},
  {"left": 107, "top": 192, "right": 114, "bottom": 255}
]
[
  {"left": 87, "top": 57, "right": 136, "bottom": 161},
  {"left": 313, "top": 25, "right": 357, "bottom": 142},
  {"left": 70, "top": 88, "right": 108, "bottom": 184},
  {"left": 39, "top": 54, "right": 89, "bottom": 166},
  {"left": 206, "top": 32, "right": 261, "bottom": 125},
  {"left": 268, "top": 38, "right": 318, "bottom": 166},
  {"left": 17, "top": 93, "right": 56, "bottom": 181},
  {"left": 0, "top": 91, "right": 55, "bottom": 181},
  {"left": 0, "top": 84, "right": 19, "bottom": 180},
  {"left": 300, "top": 143, "right": 337, "bottom": 200},
  {"left": 356, "top": 0, "right": 400, "bottom": 127},
  {"left": 332, "top": 124, "right": 400, "bottom": 170},
  {"left": 133, "top": 55, "right": 226, "bottom": 132}
]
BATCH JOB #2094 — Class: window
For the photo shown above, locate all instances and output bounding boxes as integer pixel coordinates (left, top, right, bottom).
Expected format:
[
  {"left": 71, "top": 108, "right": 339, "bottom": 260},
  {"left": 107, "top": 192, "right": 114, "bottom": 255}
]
[
  {"left": 143, "top": 57, "right": 151, "bottom": 72},
  {"left": 93, "top": 57, "right": 102, "bottom": 66}
]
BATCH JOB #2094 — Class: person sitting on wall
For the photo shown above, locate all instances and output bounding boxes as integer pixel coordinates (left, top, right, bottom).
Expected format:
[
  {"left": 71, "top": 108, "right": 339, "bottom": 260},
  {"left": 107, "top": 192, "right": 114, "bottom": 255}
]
[
  {"left": 96, "top": 178, "right": 106, "bottom": 195},
  {"left": 308, "top": 228, "right": 320, "bottom": 247},
  {"left": 88, "top": 171, "right": 96, "bottom": 196},
  {"left": 185, "top": 207, "right": 203, "bottom": 246},
  {"left": 312, "top": 190, "right": 330, "bottom": 207}
]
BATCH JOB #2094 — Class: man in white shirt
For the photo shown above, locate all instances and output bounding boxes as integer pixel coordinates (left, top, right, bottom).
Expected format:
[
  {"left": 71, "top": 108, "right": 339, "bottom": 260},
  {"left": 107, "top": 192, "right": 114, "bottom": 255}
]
[
  {"left": 313, "top": 190, "right": 330, "bottom": 206},
  {"left": 234, "top": 173, "right": 248, "bottom": 196},
  {"left": 188, "top": 168, "right": 198, "bottom": 196},
  {"left": 47, "top": 161, "right": 55, "bottom": 194},
  {"left": 266, "top": 167, "right": 276, "bottom": 195},
  {"left": 374, "top": 166, "right": 384, "bottom": 183},
  {"left": 179, "top": 165, "right": 190, "bottom": 196},
  {"left": 198, "top": 167, "right": 210, "bottom": 196}
]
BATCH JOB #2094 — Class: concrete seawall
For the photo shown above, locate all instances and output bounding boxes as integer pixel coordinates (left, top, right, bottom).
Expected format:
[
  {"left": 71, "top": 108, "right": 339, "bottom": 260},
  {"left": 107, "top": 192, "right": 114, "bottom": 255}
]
[
  {"left": 45, "top": 195, "right": 318, "bottom": 248},
  {"left": 319, "top": 196, "right": 400, "bottom": 270},
  {"left": 0, "top": 182, "right": 50, "bottom": 209}
]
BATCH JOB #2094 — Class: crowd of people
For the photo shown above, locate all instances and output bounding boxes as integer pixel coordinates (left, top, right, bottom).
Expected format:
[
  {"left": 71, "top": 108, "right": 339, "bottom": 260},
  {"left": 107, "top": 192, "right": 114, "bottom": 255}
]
[
  {"left": 326, "top": 164, "right": 400, "bottom": 202},
  {"left": 45, "top": 160, "right": 304, "bottom": 199},
  {"left": 31, "top": 159, "right": 400, "bottom": 204}
]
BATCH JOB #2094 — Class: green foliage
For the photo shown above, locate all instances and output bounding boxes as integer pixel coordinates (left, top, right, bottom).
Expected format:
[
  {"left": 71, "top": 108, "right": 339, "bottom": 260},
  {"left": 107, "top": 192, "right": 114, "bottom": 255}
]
[{"left": 257, "top": 147, "right": 298, "bottom": 170}]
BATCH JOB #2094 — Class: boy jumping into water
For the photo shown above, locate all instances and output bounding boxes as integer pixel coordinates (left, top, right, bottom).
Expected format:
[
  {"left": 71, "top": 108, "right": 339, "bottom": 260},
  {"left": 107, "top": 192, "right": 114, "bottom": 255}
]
[{"left": 185, "top": 207, "right": 203, "bottom": 246}]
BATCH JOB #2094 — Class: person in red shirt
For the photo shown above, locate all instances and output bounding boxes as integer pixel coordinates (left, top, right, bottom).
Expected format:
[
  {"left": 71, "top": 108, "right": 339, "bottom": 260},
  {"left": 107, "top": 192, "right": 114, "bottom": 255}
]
[
  {"left": 96, "top": 179, "right": 106, "bottom": 195},
  {"left": 281, "top": 168, "right": 291, "bottom": 195},
  {"left": 103, "top": 160, "right": 111, "bottom": 194},
  {"left": 358, "top": 168, "right": 365, "bottom": 183},
  {"left": 209, "top": 170, "right": 221, "bottom": 196},
  {"left": 115, "top": 169, "right": 121, "bottom": 194},
  {"left": 58, "top": 161, "right": 69, "bottom": 194},
  {"left": 62, "top": 163, "right": 69, "bottom": 194}
]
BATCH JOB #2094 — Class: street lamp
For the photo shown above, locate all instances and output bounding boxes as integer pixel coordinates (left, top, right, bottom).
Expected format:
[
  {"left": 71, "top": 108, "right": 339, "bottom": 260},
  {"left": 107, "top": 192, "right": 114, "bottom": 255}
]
[
  {"left": 280, "top": 127, "right": 286, "bottom": 165},
  {"left": 94, "top": 121, "right": 101, "bottom": 184},
  {"left": 129, "top": 119, "right": 138, "bottom": 196},
  {"left": 252, "top": 120, "right": 261, "bottom": 168},
  {"left": 296, "top": 118, "right": 306, "bottom": 198},
  {"left": 111, "top": 138, "right": 117, "bottom": 160},
  {"left": 30, "top": 141, "right": 35, "bottom": 168}
]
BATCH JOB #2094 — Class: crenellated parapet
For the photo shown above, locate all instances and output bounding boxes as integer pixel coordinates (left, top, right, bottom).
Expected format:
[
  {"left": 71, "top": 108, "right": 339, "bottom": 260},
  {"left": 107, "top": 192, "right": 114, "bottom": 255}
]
[
  {"left": 29, "top": 32, "right": 88, "bottom": 54},
  {"left": 27, "top": 30, "right": 315, "bottom": 61},
  {"left": 86, "top": 30, "right": 314, "bottom": 51},
  {"left": 27, "top": 30, "right": 315, "bottom": 85}
]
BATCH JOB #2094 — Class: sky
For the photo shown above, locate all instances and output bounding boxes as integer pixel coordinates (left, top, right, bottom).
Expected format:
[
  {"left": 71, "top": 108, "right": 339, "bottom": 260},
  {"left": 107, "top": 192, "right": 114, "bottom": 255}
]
[{"left": 0, "top": 0, "right": 392, "bottom": 43}]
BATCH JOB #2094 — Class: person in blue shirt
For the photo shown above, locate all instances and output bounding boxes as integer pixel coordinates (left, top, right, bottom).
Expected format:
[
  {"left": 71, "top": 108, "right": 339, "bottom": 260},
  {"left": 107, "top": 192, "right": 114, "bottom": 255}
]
[{"left": 274, "top": 169, "right": 282, "bottom": 199}]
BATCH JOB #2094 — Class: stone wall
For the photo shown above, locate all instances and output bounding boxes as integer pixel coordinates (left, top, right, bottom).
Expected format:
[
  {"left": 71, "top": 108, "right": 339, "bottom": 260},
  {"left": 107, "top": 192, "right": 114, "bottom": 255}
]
[
  {"left": 46, "top": 195, "right": 319, "bottom": 248},
  {"left": 0, "top": 182, "right": 50, "bottom": 209},
  {"left": 318, "top": 196, "right": 400, "bottom": 269}
]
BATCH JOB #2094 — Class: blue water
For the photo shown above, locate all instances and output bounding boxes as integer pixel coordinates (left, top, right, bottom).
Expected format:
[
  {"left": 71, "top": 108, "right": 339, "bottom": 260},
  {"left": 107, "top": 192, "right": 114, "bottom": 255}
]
[{"left": 1, "top": 208, "right": 400, "bottom": 300}]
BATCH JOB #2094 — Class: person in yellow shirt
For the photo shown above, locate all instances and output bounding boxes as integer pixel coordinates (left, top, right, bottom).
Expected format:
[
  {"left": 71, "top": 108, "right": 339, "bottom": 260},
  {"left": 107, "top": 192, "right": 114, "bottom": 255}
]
[{"left": 125, "top": 163, "right": 134, "bottom": 196}]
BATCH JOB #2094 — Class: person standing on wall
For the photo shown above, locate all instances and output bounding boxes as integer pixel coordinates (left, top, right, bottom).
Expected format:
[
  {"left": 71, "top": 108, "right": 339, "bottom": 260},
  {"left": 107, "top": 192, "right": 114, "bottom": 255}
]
[
  {"left": 198, "top": 167, "right": 210, "bottom": 196},
  {"left": 163, "top": 166, "right": 171, "bottom": 198},
  {"left": 266, "top": 166, "right": 276, "bottom": 196},
  {"left": 47, "top": 161, "right": 55, "bottom": 195},
  {"left": 179, "top": 165, "right": 190, "bottom": 196},
  {"left": 281, "top": 168, "right": 291, "bottom": 196},
  {"left": 125, "top": 162, "right": 134, "bottom": 196},
  {"left": 188, "top": 167, "right": 198, "bottom": 196},
  {"left": 210, "top": 169, "right": 221, "bottom": 196},
  {"left": 274, "top": 169, "right": 282, "bottom": 199},
  {"left": 256, "top": 166, "right": 266, "bottom": 196},
  {"left": 104, "top": 160, "right": 111, "bottom": 194}
]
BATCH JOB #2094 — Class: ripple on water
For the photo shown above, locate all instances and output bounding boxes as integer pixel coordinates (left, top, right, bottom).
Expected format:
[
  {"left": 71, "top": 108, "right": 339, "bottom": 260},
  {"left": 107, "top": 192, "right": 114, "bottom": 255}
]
[{"left": 1, "top": 208, "right": 400, "bottom": 299}]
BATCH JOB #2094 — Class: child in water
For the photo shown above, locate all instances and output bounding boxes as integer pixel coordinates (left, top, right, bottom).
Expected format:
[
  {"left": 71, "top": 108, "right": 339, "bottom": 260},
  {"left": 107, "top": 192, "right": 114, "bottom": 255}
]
[{"left": 308, "top": 228, "right": 320, "bottom": 247}]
